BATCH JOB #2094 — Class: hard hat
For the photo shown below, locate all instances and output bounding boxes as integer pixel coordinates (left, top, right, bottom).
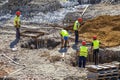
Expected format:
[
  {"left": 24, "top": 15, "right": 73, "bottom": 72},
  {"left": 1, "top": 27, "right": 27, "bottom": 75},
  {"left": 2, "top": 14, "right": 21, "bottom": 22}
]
[
  {"left": 93, "top": 36, "right": 97, "bottom": 39},
  {"left": 82, "top": 41, "right": 86, "bottom": 46},
  {"left": 78, "top": 18, "right": 82, "bottom": 23},
  {"left": 16, "top": 11, "right": 21, "bottom": 16}
]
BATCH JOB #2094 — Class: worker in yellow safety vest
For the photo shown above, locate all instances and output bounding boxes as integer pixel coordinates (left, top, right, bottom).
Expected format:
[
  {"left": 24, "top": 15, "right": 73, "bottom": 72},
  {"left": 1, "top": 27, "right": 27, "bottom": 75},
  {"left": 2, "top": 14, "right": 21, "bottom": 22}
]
[
  {"left": 78, "top": 41, "right": 88, "bottom": 68},
  {"left": 73, "top": 18, "right": 82, "bottom": 45},
  {"left": 10, "top": 11, "right": 21, "bottom": 50},
  {"left": 60, "top": 29, "right": 70, "bottom": 48},
  {"left": 91, "top": 36, "right": 101, "bottom": 65},
  {"left": 14, "top": 11, "right": 21, "bottom": 39}
]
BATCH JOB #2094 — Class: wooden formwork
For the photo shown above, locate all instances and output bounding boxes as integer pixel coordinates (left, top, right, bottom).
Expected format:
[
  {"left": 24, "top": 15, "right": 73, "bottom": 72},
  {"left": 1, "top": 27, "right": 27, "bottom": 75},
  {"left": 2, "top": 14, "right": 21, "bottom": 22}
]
[
  {"left": 21, "top": 30, "right": 45, "bottom": 38},
  {"left": 87, "top": 65, "right": 104, "bottom": 73},
  {"left": 20, "top": 30, "right": 45, "bottom": 49},
  {"left": 112, "top": 61, "right": 120, "bottom": 69},
  {"left": 87, "top": 72, "right": 105, "bottom": 79}
]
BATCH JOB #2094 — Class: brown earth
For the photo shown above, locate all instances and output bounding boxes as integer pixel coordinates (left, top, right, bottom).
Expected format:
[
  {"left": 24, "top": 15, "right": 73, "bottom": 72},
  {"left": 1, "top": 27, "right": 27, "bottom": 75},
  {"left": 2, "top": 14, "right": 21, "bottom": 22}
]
[
  {"left": 79, "top": 15, "right": 120, "bottom": 47},
  {"left": 0, "top": 70, "right": 7, "bottom": 77}
]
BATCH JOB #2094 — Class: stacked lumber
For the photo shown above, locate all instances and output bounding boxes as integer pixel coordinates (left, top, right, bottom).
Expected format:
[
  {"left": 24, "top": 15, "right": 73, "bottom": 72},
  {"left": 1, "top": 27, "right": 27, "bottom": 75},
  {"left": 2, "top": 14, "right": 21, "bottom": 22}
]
[{"left": 87, "top": 62, "right": 120, "bottom": 80}]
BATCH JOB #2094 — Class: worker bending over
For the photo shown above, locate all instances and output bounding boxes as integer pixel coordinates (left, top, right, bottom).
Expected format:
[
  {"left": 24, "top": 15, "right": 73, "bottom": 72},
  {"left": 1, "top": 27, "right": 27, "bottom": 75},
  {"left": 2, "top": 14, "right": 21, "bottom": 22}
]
[
  {"left": 78, "top": 41, "right": 88, "bottom": 68},
  {"left": 91, "top": 36, "right": 101, "bottom": 65},
  {"left": 60, "top": 29, "right": 70, "bottom": 49},
  {"left": 73, "top": 18, "right": 82, "bottom": 45}
]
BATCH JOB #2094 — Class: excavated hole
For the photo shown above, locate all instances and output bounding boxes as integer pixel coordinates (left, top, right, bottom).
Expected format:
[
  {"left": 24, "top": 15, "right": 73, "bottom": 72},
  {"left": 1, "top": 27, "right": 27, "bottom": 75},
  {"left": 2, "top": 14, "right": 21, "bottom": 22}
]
[{"left": 21, "top": 38, "right": 60, "bottom": 49}]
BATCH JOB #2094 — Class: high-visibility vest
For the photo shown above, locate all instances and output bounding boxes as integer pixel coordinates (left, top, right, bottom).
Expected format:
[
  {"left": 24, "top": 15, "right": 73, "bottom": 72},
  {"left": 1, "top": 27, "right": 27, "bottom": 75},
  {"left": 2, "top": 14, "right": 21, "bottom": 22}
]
[
  {"left": 14, "top": 16, "right": 20, "bottom": 27},
  {"left": 60, "top": 30, "right": 69, "bottom": 37},
  {"left": 80, "top": 46, "right": 88, "bottom": 57},
  {"left": 73, "top": 20, "right": 80, "bottom": 30},
  {"left": 93, "top": 40, "right": 100, "bottom": 49}
]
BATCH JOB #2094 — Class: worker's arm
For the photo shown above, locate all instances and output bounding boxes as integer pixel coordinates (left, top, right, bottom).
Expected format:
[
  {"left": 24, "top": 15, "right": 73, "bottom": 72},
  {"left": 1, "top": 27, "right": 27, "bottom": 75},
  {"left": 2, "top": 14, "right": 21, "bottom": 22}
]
[
  {"left": 14, "top": 16, "right": 21, "bottom": 28},
  {"left": 77, "top": 23, "right": 80, "bottom": 30},
  {"left": 15, "top": 21, "right": 19, "bottom": 27},
  {"left": 78, "top": 22, "right": 84, "bottom": 30},
  {"left": 76, "top": 50, "right": 80, "bottom": 56},
  {"left": 100, "top": 42, "right": 105, "bottom": 48},
  {"left": 80, "top": 22, "right": 85, "bottom": 26},
  {"left": 91, "top": 42, "right": 93, "bottom": 53}
]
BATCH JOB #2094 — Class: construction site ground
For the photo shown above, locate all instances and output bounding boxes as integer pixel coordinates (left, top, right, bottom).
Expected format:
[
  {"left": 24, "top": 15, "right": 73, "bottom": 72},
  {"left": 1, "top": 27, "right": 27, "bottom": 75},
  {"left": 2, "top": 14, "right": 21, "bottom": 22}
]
[
  {"left": 0, "top": 3, "right": 120, "bottom": 80},
  {"left": 0, "top": 23, "right": 87, "bottom": 80}
]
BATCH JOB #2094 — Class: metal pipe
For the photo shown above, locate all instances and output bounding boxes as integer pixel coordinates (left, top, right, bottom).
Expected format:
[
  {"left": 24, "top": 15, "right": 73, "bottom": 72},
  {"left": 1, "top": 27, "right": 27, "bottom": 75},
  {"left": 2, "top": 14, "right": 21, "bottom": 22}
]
[
  {"left": 1, "top": 54, "right": 25, "bottom": 67},
  {"left": 81, "top": 5, "right": 89, "bottom": 17}
]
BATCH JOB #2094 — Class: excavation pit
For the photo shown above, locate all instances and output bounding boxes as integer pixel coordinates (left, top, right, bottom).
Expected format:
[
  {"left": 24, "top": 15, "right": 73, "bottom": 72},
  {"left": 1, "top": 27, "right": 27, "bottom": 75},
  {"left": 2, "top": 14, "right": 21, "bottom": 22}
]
[
  {"left": 21, "top": 38, "right": 60, "bottom": 49},
  {"left": 20, "top": 29, "right": 61, "bottom": 49}
]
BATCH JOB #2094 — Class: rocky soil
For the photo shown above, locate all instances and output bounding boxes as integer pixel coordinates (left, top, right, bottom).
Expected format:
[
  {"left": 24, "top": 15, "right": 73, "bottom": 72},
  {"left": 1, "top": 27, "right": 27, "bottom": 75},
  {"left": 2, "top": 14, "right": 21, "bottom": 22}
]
[
  {"left": 64, "top": 4, "right": 120, "bottom": 47},
  {"left": 0, "top": 0, "right": 61, "bottom": 14},
  {"left": 0, "top": 23, "right": 87, "bottom": 80},
  {"left": 0, "top": 0, "right": 120, "bottom": 80}
]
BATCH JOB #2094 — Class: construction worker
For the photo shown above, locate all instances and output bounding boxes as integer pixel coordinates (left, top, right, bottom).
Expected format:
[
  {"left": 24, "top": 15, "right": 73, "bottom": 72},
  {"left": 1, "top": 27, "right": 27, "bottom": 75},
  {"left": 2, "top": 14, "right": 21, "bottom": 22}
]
[
  {"left": 73, "top": 18, "right": 82, "bottom": 45},
  {"left": 91, "top": 36, "right": 100, "bottom": 65},
  {"left": 78, "top": 41, "right": 88, "bottom": 68},
  {"left": 60, "top": 29, "right": 69, "bottom": 49},
  {"left": 10, "top": 11, "right": 21, "bottom": 50},
  {"left": 14, "top": 11, "right": 21, "bottom": 39}
]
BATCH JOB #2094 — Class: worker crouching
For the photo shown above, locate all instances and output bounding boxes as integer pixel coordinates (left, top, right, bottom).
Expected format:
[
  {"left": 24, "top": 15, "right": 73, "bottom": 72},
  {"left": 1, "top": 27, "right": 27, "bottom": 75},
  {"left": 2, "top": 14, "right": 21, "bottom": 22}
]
[
  {"left": 78, "top": 41, "right": 88, "bottom": 68},
  {"left": 60, "top": 29, "right": 70, "bottom": 49}
]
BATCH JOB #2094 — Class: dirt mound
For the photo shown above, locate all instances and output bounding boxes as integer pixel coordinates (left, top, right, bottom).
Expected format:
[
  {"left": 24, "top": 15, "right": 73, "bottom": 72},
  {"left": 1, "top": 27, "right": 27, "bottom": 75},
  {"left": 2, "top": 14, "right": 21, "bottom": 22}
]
[{"left": 80, "top": 15, "right": 120, "bottom": 47}]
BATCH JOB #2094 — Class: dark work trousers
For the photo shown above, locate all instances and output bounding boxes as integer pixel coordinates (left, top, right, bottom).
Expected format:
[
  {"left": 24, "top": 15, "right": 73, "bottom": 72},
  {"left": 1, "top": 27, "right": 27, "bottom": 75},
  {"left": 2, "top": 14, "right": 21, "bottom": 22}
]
[
  {"left": 16, "top": 28, "right": 20, "bottom": 39},
  {"left": 93, "top": 49, "right": 99, "bottom": 65},
  {"left": 78, "top": 56, "right": 86, "bottom": 68},
  {"left": 78, "top": 0, "right": 81, "bottom": 4},
  {"left": 74, "top": 30, "right": 79, "bottom": 44},
  {"left": 10, "top": 28, "right": 20, "bottom": 48}
]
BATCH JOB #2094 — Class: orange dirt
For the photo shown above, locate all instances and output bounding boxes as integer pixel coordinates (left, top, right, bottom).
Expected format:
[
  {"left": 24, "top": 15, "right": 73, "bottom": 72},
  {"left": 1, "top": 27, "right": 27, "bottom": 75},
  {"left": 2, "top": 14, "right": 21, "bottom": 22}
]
[
  {"left": 0, "top": 70, "right": 7, "bottom": 77},
  {"left": 79, "top": 15, "right": 120, "bottom": 47}
]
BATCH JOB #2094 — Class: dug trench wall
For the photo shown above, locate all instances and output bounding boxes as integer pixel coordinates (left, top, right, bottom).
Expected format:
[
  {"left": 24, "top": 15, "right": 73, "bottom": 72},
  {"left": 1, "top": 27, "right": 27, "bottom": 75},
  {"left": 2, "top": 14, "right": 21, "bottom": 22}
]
[{"left": 82, "top": 15, "right": 120, "bottom": 63}]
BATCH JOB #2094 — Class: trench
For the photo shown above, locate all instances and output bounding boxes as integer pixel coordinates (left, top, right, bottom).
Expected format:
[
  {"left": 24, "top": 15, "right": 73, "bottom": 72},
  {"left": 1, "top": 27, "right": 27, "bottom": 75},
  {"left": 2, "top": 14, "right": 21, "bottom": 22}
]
[
  {"left": 88, "top": 49, "right": 120, "bottom": 63},
  {"left": 21, "top": 38, "right": 61, "bottom": 49}
]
